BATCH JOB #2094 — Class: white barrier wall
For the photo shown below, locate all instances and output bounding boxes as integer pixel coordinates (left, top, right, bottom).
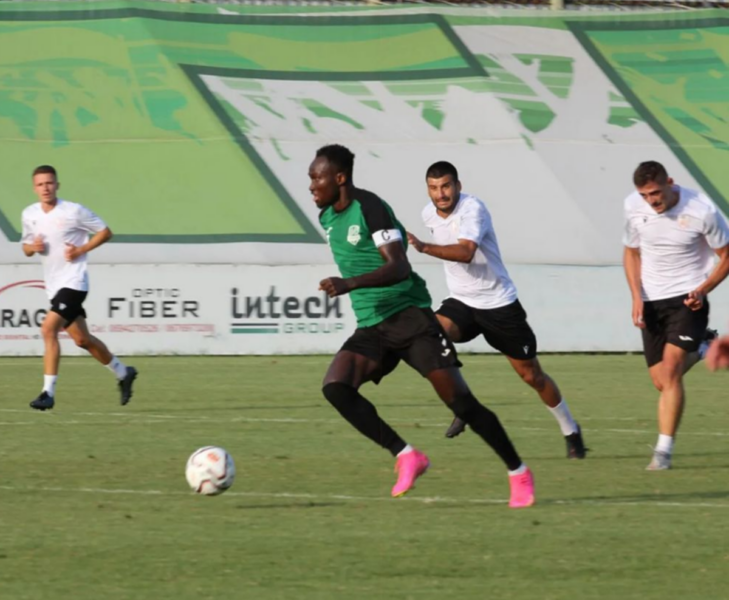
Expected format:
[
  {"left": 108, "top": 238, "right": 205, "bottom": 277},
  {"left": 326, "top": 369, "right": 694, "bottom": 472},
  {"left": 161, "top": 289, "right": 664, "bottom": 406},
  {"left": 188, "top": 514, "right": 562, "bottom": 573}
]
[{"left": 3, "top": 263, "right": 729, "bottom": 356}]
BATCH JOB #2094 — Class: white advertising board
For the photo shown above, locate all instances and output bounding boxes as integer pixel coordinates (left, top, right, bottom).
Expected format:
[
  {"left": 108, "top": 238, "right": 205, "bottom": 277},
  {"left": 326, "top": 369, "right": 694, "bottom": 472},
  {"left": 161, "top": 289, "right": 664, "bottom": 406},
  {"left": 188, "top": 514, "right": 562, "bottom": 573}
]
[{"left": 3, "top": 263, "right": 729, "bottom": 356}]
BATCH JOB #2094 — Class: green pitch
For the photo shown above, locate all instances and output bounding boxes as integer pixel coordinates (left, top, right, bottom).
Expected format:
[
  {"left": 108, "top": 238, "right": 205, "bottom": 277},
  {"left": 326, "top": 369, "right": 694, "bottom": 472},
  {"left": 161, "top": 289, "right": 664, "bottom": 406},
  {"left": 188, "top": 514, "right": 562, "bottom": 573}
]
[{"left": 1, "top": 355, "right": 727, "bottom": 599}]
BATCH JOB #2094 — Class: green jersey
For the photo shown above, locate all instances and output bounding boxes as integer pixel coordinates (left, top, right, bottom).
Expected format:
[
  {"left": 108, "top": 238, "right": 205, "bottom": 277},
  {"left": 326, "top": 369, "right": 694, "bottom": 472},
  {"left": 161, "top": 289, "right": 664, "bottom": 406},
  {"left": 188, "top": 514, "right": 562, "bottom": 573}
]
[{"left": 319, "top": 188, "right": 431, "bottom": 328}]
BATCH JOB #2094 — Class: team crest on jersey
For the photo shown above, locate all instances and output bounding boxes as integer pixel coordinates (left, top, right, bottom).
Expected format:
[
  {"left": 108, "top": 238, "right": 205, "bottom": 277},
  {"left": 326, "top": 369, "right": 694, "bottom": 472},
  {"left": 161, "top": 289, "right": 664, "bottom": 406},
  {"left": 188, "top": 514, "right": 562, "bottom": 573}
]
[
  {"left": 678, "top": 215, "right": 690, "bottom": 229},
  {"left": 347, "top": 225, "right": 361, "bottom": 245}
]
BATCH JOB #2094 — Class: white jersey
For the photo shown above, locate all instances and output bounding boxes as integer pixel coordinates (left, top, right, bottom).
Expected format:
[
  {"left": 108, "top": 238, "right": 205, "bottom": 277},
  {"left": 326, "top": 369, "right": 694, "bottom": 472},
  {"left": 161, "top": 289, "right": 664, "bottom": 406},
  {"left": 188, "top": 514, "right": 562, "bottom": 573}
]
[
  {"left": 20, "top": 199, "right": 108, "bottom": 300},
  {"left": 422, "top": 193, "right": 518, "bottom": 310},
  {"left": 623, "top": 185, "right": 729, "bottom": 301}
]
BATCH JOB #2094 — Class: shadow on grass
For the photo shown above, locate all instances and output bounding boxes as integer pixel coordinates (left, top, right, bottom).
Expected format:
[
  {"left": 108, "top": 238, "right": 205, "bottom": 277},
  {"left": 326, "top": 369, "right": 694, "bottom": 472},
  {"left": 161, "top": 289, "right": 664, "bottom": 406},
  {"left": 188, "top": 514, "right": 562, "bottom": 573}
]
[
  {"left": 548, "top": 489, "right": 729, "bottom": 505},
  {"left": 235, "top": 502, "right": 343, "bottom": 510}
]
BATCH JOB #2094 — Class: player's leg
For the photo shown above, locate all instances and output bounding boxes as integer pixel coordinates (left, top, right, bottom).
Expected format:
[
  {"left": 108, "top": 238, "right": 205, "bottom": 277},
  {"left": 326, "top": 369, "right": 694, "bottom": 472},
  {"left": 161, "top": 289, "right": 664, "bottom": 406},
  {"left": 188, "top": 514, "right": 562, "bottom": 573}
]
[
  {"left": 657, "top": 346, "right": 688, "bottom": 438},
  {"left": 480, "top": 301, "right": 583, "bottom": 446},
  {"left": 322, "top": 349, "right": 408, "bottom": 457},
  {"left": 642, "top": 300, "right": 670, "bottom": 468},
  {"left": 65, "top": 316, "right": 112, "bottom": 363},
  {"left": 65, "top": 316, "right": 138, "bottom": 405},
  {"left": 682, "top": 327, "right": 717, "bottom": 373},
  {"left": 30, "top": 309, "right": 66, "bottom": 410},
  {"left": 428, "top": 367, "right": 522, "bottom": 467},
  {"left": 399, "top": 308, "right": 534, "bottom": 507},
  {"left": 433, "top": 300, "right": 478, "bottom": 439},
  {"left": 428, "top": 367, "right": 534, "bottom": 508},
  {"left": 505, "top": 356, "right": 585, "bottom": 458},
  {"left": 646, "top": 344, "right": 687, "bottom": 470},
  {"left": 646, "top": 297, "right": 708, "bottom": 470},
  {"left": 322, "top": 333, "right": 428, "bottom": 497}
]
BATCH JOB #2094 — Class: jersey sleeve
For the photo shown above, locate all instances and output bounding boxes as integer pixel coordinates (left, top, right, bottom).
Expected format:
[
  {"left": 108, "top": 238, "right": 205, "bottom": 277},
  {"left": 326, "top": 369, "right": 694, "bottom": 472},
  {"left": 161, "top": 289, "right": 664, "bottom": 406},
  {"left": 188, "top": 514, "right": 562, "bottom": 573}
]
[
  {"left": 359, "top": 194, "right": 403, "bottom": 248},
  {"left": 458, "top": 200, "right": 489, "bottom": 243},
  {"left": 622, "top": 200, "right": 640, "bottom": 249},
  {"left": 77, "top": 205, "right": 108, "bottom": 233},
  {"left": 20, "top": 210, "right": 35, "bottom": 244},
  {"left": 703, "top": 204, "right": 729, "bottom": 249}
]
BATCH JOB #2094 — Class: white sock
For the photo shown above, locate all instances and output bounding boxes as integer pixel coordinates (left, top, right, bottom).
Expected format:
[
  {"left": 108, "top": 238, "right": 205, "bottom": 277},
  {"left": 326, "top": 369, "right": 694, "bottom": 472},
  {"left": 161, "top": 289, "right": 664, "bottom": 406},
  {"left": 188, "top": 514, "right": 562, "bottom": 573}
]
[
  {"left": 508, "top": 463, "right": 528, "bottom": 476},
  {"left": 656, "top": 434, "right": 674, "bottom": 455},
  {"left": 548, "top": 399, "right": 579, "bottom": 436},
  {"left": 43, "top": 374, "right": 57, "bottom": 397},
  {"left": 397, "top": 444, "right": 414, "bottom": 457},
  {"left": 105, "top": 355, "right": 128, "bottom": 380}
]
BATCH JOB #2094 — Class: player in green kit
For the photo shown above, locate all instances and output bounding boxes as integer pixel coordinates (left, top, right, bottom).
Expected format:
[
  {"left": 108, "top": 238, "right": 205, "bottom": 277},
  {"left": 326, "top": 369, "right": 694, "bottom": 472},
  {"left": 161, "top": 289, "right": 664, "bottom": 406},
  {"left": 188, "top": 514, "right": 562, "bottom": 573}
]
[{"left": 311, "top": 145, "right": 535, "bottom": 508}]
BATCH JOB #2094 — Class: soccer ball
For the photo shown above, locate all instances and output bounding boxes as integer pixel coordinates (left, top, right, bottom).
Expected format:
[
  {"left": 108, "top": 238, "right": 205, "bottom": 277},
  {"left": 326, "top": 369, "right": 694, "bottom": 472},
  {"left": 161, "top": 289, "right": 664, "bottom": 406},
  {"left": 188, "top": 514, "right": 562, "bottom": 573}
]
[{"left": 185, "top": 446, "right": 236, "bottom": 496}]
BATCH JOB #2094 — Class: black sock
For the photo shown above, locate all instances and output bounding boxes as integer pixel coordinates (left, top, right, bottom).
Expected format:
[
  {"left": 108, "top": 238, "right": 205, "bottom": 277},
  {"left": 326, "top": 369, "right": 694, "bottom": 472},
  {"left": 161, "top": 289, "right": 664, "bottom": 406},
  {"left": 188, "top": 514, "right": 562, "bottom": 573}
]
[
  {"left": 322, "top": 382, "right": 407, "bottom": 457},
  {"left": 450, "top": 393, "right": 522, "bottom": 471}
]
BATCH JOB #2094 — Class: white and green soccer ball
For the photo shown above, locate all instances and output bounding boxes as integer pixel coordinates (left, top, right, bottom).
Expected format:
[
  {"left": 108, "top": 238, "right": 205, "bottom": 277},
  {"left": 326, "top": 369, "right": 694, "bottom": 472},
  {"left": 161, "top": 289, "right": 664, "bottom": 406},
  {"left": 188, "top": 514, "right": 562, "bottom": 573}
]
[{"left": 185, "top": 446, "right": 236, "bottom": 496}]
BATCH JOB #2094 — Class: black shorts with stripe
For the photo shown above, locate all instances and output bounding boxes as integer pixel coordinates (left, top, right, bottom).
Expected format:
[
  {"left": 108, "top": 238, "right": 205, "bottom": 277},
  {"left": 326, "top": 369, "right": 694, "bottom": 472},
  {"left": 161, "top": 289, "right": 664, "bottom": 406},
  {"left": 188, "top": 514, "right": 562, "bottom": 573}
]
[
  {"left": 641, "top": 294, "right": 709, "bottom": 367},
  {"left": 436, "top": 297, "right": 537, "bottom": 360},
  {"left": 340, "top": 306, "right": 461, "bottom": 383}
]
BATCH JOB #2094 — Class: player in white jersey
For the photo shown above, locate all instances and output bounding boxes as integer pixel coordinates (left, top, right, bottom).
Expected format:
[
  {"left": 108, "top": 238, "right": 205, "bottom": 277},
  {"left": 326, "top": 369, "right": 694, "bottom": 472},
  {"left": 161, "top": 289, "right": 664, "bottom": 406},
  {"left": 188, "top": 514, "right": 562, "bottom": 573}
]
[
  {"left": 407, "top": 161, "right": 586, "bottom": 459},
  {"left": 623, "top": 161, "right": 729, "bottom": 470},
  {"left": 20, "top": 165, "right": 138, "bottom": 410}
]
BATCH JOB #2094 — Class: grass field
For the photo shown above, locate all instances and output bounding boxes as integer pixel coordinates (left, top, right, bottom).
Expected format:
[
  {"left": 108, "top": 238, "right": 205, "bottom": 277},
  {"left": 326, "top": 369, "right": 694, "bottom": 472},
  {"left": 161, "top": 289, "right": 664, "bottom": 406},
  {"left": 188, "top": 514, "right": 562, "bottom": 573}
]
[{"left": 1, "top": 354, "right": 728, "bottom": 600}]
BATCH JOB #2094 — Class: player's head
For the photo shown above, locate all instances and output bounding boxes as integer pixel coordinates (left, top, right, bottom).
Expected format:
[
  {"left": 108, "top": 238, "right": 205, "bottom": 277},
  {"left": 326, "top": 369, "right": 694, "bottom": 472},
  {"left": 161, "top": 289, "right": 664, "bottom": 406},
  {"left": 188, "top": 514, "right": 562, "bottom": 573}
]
[
  {"left": 32, "top": 165, "right": 59, "bottom": 204},
  {"left": 425, "top": 161, "right": 462, "bottom": 215},
  {"left": 633, "top": 161, "right": 675, "bottom": 214},
  {"left": 308, "top": 145, "right": 355, "bottom": 209}
]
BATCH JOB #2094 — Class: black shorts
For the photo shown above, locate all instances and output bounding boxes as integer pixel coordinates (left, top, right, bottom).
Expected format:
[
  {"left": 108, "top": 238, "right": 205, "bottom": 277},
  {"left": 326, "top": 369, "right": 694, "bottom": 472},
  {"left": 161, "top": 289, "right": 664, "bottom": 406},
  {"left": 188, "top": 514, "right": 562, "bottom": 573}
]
[
  {"left": 436, "top": 298, "right": 538, "bottom": 360},
  {"left": 340, "top": 306, "right": 461, "bottom": 383},
  {"left": 642, "top": 294, "right": 709, "bottom": 367},
  {"left": 50, "top": 288, "right": 87, "bottom": 326}
]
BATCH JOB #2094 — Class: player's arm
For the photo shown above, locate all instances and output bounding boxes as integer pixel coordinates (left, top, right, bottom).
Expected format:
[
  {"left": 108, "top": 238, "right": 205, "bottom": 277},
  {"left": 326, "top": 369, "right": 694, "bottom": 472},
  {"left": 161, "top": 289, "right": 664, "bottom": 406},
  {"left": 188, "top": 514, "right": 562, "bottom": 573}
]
[
  {"left": 65, "top": 227, "right": 112, "bottom": 261},
  {"left": 623, "top": 246, "right": 642, "bottom": 300},
  {"left": 408, "top": 200, "right": 483, "bottom": 263},
  {"left": 320, "top": 196, "right": 411, "bottom": 298},
  {"left": 349, "top": 241, "right": 411, "bottom": 290},
  {"left": 22, "top": 239, "right": 45, "bottom": 257},
  {"left": 622, "top": 206, "right": 644, "bottom": 328},
  {"left": 623, "top": 247, "right": 644, "bottom": 328},
  {"left": 20, "top": 213, "right": 44, "bottom": 257},
  {"left": 320, "top": 239, "right": 411, "bottom": 298},
  {"left": 706, "top": 334, "right": 729, "bottom": 371},
  {"left": 407, "top": 234, "right": 477, "bottom": 263},
  {"left": 83, "top": 226, "right": 113, "bottom": 253},
  {"left": 686, "top": 206, "right": 729, "bottom": 310},
  {"left": 685, "top": 244, "right": 729, "bottom": 310},
  {"left": 65, "top": 205, "right": 113, "bottom": 261}
]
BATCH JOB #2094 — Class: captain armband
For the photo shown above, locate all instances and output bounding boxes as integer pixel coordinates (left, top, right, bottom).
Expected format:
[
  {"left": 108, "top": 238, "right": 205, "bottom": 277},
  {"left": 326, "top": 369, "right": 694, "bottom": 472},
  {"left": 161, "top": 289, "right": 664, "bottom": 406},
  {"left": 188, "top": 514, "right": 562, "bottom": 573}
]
[{"left": 372, "top": 229, "right": 403, "bottom": 248}]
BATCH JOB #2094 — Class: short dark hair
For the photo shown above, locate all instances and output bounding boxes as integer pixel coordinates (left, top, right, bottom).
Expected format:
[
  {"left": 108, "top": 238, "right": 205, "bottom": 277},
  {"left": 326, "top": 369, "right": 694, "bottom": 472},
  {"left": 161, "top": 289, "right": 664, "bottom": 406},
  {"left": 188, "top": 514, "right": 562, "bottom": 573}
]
[
  {"left": 633, "top": 161, "right": 668, "bottom": 187},
  {"left": 426, "top": 161, "right": 458, "bottom": 183},
  {"left": 316, "top": 144, "right": 355, "bottom": 180},
  {"left": 32, "top": 165, "right": 57, "bottom": 179}
]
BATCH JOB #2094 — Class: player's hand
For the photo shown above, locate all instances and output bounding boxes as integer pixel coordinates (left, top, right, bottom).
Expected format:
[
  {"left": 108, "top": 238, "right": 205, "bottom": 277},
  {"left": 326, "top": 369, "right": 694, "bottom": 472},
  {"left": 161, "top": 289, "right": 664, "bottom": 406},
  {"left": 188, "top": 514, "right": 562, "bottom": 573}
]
[
  {"left": 406, "top": 232, "right": 425, "bottom": 253},
  {"left": 632, "top": 299, "right": 645, "bottom": 329},
  {"left": 684, "top": 290, "right": 705, "bottom": 311},
  {"left": 319, "top": 277, "right": 350, "bottom": 298},
  {"left": 706, "top": 336, "right": 729, "bottom": 371},
  {"left": 30, "top": 235, "right": 45, "bottom": 254},
  {"left": 65, "top": 243, "right": 85, "bottom": 262}
]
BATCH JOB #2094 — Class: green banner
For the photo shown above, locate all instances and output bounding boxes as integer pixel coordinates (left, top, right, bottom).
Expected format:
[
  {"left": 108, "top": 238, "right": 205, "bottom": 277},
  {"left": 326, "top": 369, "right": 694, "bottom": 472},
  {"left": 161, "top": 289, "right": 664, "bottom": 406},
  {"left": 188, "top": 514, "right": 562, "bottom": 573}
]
[{"left": 1, "top": 2, "right": 728, "bottom": 263}]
